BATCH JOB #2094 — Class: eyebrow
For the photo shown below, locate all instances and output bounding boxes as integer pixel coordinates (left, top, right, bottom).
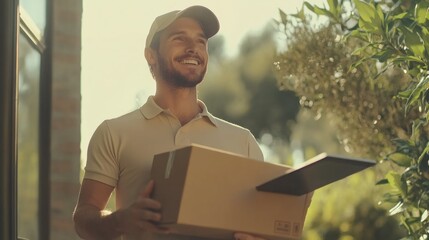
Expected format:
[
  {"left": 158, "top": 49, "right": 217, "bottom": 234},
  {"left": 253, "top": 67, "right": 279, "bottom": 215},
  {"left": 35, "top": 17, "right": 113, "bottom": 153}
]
[{"left": 168, "top": 30, "right": 207, "bottom": 40}]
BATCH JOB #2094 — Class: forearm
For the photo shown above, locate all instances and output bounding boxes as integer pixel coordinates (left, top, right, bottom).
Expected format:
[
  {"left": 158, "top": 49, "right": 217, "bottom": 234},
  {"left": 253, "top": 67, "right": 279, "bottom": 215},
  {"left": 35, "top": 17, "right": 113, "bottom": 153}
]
[{"left": 73, "top": 204, "right": 122, "bottom": 240}]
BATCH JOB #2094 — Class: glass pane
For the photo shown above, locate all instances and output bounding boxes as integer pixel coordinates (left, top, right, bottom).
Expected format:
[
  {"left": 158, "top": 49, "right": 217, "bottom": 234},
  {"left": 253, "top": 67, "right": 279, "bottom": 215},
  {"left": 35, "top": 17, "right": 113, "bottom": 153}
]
[
  {"left": 17, "top": 33, "right": 41, "bottom": 240},
  {"left": 21, "top": 0, "right": 46, "bottom": 33}
]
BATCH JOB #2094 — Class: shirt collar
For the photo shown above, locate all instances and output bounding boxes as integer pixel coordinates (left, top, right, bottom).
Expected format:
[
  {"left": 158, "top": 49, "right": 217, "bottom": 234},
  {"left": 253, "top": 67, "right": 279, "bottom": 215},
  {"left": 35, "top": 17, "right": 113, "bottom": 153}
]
[
  {"left": 197, "top": 99, "right": 218, "bottom": 127},
  {"left": 140, "top": 96, "right": 218, "bottom": 127},
  {"left": 140, "top": 96, "right": 164, "bottom": 119}
]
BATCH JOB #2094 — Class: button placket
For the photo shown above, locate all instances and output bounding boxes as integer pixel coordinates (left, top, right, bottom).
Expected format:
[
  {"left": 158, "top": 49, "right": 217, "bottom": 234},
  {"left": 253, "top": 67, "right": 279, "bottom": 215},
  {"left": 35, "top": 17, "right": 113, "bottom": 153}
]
[
  {"left": 173, "top": 113, "right": 202, "bottom": 146},
  {"left": 175, "top": 127, "right": 190, "bottom": 146}
]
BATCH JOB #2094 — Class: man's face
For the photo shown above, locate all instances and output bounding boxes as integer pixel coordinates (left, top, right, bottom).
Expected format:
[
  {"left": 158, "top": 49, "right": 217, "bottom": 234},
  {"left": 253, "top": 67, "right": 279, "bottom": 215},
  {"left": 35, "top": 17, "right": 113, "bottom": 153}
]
[{"left": 155, "top": 17, "right": 209, "bottom": 88}]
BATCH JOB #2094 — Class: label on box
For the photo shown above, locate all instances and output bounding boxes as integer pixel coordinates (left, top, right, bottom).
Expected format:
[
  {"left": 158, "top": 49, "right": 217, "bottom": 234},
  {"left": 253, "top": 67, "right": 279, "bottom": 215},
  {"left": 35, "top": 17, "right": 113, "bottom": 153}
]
[
  {"left": 292, "top": 222, "right": 301, "bottom": 236},
  {"left": 274, "top": 220, "right": 301, "bottom": 237},
  {"left": 165, "top": 151, "right": 175, "bottom": 179},
  {"left": 274, "top": 220, "right": 291, "bottom": 235}
]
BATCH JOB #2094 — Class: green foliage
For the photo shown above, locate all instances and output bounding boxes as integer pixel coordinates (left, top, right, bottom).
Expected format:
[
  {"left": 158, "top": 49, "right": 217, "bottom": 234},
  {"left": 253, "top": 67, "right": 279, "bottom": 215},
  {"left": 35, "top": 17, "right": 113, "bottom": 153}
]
[
  {"left": 276, "top": 0, "right": 429, "bottom": 238},
  {"left": 274, "top": 10, "right": 412, "bottom": 158},
  {"left": 280, "top": 110, "right": 407, "bottom": 239},
  {"left": 303, "top": 160, "right": 407, "bottom": 239},
  {"left": 200, "top": 26, "right": 300, "bottom": 143}
]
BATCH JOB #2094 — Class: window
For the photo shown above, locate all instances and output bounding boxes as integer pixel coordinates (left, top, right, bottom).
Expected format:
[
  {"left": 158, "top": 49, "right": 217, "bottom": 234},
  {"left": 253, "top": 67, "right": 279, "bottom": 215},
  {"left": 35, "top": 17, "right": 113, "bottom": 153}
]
[
  {"left": 17, "top": 1, "right": 47, "bottom": 239},
  {"left": 17, "top": 33, "right": 42, "bottom": 240},
  {"left": 2, "top": 0, "right": 81, "bottom": 239}
]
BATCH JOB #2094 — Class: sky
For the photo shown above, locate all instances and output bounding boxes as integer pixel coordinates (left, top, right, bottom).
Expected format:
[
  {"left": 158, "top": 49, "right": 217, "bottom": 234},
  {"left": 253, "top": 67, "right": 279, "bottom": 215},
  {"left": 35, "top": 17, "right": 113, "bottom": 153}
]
[{"left": 81, "top": 0, "right": 325, "bottom": 164}]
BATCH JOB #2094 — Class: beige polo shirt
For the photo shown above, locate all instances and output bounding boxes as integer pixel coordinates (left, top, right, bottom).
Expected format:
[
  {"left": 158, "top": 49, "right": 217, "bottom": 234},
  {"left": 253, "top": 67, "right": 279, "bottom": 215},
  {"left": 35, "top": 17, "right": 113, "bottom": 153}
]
[{"left": 84, "top": 96, "right": 264, "bottom": 238}]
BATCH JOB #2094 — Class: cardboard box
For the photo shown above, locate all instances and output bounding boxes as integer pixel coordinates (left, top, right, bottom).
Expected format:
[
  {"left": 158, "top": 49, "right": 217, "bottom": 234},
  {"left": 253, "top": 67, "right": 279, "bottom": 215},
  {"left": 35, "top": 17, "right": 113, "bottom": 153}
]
[{"left": 151, "top": 144, "right": 312, "bottom": 240}]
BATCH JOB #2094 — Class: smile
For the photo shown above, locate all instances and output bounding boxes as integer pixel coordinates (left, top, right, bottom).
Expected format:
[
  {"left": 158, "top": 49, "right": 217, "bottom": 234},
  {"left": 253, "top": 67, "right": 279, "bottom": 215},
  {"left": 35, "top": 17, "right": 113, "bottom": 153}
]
[{"left": 180, "top": 59, "right": 199, "bottom": 65}]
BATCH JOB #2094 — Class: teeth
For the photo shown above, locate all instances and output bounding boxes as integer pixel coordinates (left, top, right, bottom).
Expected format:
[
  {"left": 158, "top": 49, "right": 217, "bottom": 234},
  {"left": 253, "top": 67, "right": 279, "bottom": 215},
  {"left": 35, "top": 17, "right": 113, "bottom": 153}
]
[{"left": 182, "top": 59, "right": 199, "bottom": 65}]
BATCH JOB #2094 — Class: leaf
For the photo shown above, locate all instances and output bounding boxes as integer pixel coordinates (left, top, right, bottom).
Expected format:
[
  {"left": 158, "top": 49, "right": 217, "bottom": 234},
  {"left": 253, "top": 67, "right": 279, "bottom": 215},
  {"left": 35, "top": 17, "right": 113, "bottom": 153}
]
[
  {"left": 405, "top": 75, "right": 429, "bottom": 111},
  {"left": 417, "top": 143, "right": 429, "bottom": 173},
  {"left": 410, "top": 118, "right": 424, "bottom": 143},
  {"left": 401, "top": 26, "right": 426, "bottom": 58},
  {"left": 387, "top": 153, "right": 414, "bottom": 167},
  {"left": 391, "top": 55, "right": 425, "bottom": 65},
  {"left": 347, "top": 29, "right": 370, "bottom": 42},
  {"left": 421, "top": 210, "right": 429, "bottom": 222},
  {"left": 376, "top": 4, "right": 385, "bottom": 26},
  {"left": 386, "top": 171, "right": 407, "bottom": 196},
  {"left": 327, "top": 0, "right": 339, "bottom": 16},
  {"left": 415, "top": 1, "right": 429, "bottom": 24},
  {"left": 304, "top": 2, "right": 335, "bottom": 19},
  {"left": 353, "top": 0, "right": 382, "bottom": 33},
  {"left": 303, "top": 1, "right": 315, "bottom": 12},
  {"left": 397, "top": 88, "right": 413, "bottom": 99},
  {"left": 421, "top": 27, "right": 429, "bottom": 58},
  {"left": 349, "top": 57, "right": 369, "bottom": 71},
  {"left": 279, "top": 9, "right": 288, "bottom": 25},
  {"left": 290, "top": 4, "right": 306, "bottom": 21},
  {"left": 351, "top": 44, "right": 369, "bottom": 56},
  {"left": 389, "top": 201, "right": 404, "bottom": 215},
  {"left": 358, "top": 17, "right": 379, "bottom": 33},
  {"left": 353, "top": 0, "right": 376, "bottom": 23},
  {"left": 389, "top": 12, "right": 408, "bottom": 21},
  {"left": 391, "top": 138, "right": 414, "bottom": 151},
  {"left": 371, "top": 48, "right": 395, "bottom": 62},
  {"left": 376, "top": 178, "right": 389, "bottom": 185}
]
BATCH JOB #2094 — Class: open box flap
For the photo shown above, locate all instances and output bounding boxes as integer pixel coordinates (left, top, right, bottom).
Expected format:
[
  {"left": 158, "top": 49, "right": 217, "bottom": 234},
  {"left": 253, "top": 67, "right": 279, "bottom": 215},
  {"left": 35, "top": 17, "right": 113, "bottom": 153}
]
[{"left": 256, "top": 153, "right": 376, "bottom": 196}]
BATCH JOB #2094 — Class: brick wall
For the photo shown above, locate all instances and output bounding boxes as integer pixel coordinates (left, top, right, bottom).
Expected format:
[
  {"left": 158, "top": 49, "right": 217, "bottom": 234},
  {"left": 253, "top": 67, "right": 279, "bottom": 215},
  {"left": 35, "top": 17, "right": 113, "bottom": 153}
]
[{"left": 50, "top": 0, "right": 82, "bottom": 239}]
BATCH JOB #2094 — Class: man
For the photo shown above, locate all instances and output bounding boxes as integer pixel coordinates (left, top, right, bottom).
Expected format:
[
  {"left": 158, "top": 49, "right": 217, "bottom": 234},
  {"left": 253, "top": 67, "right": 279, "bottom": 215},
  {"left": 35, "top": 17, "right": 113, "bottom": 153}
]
[{"left": 73, "top": 5, "right": 265, "bottom": 240}]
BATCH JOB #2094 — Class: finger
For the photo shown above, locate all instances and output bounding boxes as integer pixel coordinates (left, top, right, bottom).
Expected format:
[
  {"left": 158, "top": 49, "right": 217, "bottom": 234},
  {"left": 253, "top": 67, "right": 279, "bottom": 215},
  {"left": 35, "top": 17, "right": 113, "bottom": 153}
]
[
  {"left": 136, "top": 197, "right": 162, "bottom": 210},
  {"left": 142, "top": 179, "right": 155, "bottom": 198},
  {"left": 141, "top": 209, "right": 162, "bottom": 222},
  {"left": 139, "top": 221, "right": 170, "bottom": 234},
  {"left": 234, "top": 233, "right": 265, "bottom": 240},
  {"left": 234, "top": 233, "right": 249, "bottom": 240}
]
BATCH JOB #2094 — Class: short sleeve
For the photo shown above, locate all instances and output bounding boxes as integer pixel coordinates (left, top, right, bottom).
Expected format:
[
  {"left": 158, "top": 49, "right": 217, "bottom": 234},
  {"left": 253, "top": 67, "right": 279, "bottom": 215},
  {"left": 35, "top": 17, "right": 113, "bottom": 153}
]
[{"left": 84, "top": 120, "right": 119, "bottom": 187}]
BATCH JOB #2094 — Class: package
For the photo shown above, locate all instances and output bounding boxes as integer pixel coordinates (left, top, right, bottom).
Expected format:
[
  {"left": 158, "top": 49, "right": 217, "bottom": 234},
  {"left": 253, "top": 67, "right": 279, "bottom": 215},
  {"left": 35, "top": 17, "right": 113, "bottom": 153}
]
[{"left": 151, "top": 144, "right": 312, "bottom": 240}]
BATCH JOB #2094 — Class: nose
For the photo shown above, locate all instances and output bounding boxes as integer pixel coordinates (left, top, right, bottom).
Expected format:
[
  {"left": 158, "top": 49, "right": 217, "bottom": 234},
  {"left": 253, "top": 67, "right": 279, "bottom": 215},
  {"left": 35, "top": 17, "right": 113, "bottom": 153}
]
[
  {"left": 185, "top": 45, "right": 196, "bottom": 54},
  {"left": 185, "top": 39, "right": 198, "bottom": 54}
]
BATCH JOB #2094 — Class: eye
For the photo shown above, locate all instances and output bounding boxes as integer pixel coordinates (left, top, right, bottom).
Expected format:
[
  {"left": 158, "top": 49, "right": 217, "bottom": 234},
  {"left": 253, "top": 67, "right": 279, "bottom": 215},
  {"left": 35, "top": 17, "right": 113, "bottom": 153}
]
[
  {"left": 173, "top": 36, "right": 184, "bottom": 41},
  {"left": 199, "top": 39, "right": 207, "bottom": 44},
  {"left": 197, "top": 38, "right": 207, "bottom": 45}
]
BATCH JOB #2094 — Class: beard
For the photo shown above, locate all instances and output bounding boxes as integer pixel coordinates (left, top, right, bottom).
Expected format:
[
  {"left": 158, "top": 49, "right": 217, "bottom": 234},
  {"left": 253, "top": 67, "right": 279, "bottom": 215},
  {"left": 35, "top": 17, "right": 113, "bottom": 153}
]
[{"left": 157, "top": 53, "right": 206, "bottom": 88}]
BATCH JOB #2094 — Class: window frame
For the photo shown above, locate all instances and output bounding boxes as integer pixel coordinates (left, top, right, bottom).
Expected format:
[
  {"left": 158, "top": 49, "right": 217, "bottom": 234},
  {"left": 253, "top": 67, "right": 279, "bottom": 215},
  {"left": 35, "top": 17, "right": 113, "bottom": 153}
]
[
  {"left": 1, "top": 0, "right": 52, "bottom": 239},
  {"left": 18, "top": 1, "right": 52, "bottom": 240},
  {"left": 0, "top": 0, "right": 19, "bottom": 239}
]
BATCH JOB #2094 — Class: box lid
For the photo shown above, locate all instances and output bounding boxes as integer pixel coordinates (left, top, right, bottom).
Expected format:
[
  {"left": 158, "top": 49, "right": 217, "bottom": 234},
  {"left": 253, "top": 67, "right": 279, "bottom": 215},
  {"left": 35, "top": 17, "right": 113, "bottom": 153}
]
[{"left": 256, "top": 153, "right": 376, "bottom": 195}]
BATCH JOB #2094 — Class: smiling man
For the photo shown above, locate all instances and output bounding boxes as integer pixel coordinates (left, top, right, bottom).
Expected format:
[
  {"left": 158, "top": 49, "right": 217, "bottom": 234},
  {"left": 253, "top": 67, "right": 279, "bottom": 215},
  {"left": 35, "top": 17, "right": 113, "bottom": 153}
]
[
  {"left": 147, "top": 17, "right": 208, "bottom": 89},
  {"left": 73, "top": 5, "right": 264, "bottom": 240}
]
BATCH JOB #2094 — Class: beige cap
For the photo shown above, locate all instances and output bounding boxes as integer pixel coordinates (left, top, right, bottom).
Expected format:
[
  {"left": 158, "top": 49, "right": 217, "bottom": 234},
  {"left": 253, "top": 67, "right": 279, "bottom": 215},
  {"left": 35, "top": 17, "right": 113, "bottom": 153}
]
[{"left": 145, "top": 5, "right": 220, "bottom": 48}]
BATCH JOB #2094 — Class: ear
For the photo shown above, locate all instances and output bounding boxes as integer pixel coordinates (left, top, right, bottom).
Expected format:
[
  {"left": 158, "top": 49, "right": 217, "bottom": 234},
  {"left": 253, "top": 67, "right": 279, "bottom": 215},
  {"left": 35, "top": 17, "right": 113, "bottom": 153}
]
[{"left": 144, "top": 47, "right": 157, "bottom": 65}]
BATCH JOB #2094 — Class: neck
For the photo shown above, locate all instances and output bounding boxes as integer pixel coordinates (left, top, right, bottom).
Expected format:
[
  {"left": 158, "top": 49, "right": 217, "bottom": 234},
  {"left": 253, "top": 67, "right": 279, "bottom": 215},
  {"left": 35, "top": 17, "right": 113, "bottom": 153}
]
[{"left": 154, "top": 85, "right": 201, "bottom": 125}]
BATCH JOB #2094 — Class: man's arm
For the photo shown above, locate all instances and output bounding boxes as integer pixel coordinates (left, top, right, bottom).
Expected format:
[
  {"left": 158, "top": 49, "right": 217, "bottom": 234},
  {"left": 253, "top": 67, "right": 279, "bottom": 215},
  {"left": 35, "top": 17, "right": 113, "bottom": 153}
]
[{"left": 73, "top": 179, "right": 167, "bottom": 240}]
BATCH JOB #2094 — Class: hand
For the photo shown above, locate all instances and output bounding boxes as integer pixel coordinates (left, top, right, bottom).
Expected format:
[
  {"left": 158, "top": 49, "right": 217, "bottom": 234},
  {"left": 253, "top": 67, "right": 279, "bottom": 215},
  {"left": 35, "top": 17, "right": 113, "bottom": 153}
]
[
  {"left": 115, "top": 180, "right": 169, "bottom": 235},
  {"left": 234, "top": 233, "right": 266, "bottom": 240}
]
